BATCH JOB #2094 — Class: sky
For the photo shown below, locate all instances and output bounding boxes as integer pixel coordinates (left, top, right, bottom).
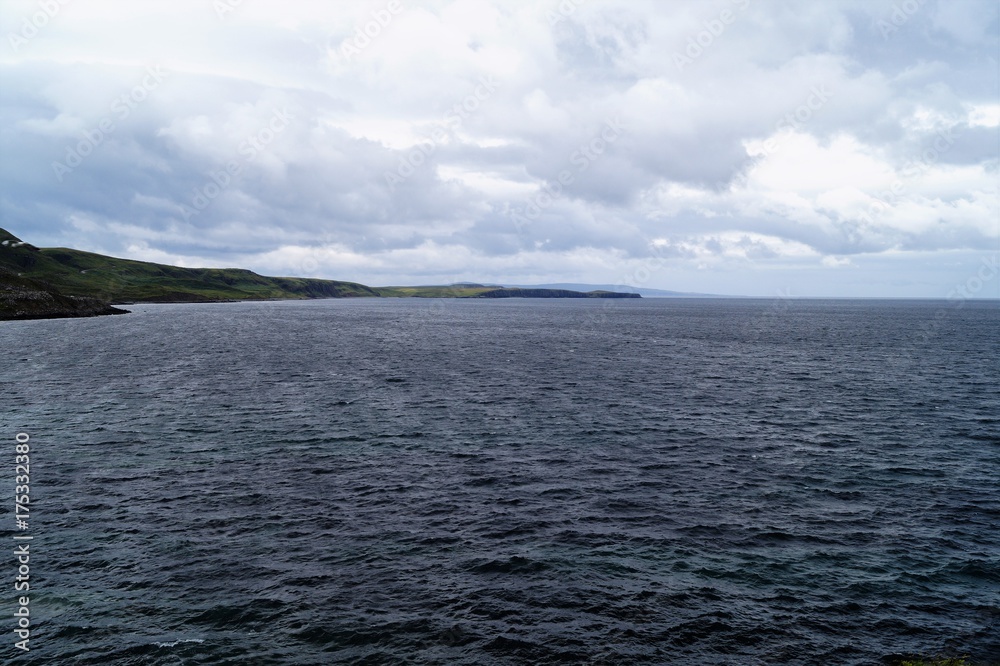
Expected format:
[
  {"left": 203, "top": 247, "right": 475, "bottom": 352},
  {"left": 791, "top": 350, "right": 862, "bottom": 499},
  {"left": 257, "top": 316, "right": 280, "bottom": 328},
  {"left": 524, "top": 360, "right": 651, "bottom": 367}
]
[{"left": 1, "top": 0, "right": 998, "bottom": 297}]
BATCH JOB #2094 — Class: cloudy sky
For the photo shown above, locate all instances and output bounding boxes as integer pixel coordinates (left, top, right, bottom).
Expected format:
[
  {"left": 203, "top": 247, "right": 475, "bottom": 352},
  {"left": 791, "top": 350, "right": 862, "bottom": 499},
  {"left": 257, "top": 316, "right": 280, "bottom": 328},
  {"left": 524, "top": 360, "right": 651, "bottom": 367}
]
[{"left": 1, "top": 0, "right": 997, "bottom": 297}]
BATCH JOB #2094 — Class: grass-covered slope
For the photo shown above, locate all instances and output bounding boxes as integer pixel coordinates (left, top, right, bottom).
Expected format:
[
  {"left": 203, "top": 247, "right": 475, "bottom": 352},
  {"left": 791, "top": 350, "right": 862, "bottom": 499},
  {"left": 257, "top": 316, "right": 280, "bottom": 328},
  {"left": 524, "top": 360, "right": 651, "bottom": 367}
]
[{"left": 0, "top": 228, "right": 378, "bottom": 303}]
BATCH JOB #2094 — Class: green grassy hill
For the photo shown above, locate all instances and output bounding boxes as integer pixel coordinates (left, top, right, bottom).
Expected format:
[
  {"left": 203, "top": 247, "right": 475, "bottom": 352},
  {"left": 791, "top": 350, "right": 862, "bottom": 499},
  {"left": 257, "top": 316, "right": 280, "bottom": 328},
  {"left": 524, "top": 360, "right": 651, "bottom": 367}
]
[
  {"left": 377, "top": 285, "right": 495, "bottom": 298},
  {"left": 0, "top": 228, "right": 378, "bottom": 303}
]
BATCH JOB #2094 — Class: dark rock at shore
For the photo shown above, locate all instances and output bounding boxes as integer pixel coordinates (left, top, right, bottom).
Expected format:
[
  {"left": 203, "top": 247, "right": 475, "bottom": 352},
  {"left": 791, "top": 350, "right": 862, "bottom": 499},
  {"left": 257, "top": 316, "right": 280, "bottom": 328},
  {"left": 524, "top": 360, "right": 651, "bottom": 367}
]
[{"left": 0, "top": 269, "right": 129, "bottom": 321}]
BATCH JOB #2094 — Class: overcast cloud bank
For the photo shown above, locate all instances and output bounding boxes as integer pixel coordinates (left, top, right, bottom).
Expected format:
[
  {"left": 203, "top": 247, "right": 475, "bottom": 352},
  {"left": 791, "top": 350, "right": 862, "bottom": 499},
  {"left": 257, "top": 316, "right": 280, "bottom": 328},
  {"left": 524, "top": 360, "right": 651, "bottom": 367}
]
[{"left": 1, "top": 0, "right": 997, "bottom": 296}]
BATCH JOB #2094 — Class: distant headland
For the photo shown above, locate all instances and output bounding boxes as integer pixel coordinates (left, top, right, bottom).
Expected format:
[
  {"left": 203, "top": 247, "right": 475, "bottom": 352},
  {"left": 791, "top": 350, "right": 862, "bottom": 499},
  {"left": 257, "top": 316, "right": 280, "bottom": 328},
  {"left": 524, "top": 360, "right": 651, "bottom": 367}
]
[{"left": 0, "top": 228, "right": 639, "bottom": 321}]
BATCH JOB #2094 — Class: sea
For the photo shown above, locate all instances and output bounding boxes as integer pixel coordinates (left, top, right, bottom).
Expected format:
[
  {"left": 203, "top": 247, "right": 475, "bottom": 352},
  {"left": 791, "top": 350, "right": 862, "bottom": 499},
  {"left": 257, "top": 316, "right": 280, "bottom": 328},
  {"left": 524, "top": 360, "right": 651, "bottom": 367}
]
[{"left": 2, "top": 298, "right": 998, "bottom": 665}]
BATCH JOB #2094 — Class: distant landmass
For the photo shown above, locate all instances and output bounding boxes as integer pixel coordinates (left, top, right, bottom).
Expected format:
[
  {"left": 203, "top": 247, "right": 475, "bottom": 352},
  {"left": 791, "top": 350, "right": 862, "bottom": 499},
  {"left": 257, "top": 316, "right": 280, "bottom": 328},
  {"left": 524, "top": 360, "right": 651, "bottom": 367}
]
[
  {"left": 377, "top": 284, "right": 638, "bottom": 299},
  {"left": 0, "top": 229, "right": 641, "bottom": 320},
  {"left": 509, "top": 283, "right": 728, "bottom": 298}
]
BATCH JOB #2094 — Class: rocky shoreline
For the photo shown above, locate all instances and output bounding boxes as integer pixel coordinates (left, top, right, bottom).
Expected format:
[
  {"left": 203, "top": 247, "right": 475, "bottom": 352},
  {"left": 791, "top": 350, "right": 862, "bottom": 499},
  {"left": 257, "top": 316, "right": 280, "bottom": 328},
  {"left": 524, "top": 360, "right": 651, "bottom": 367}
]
[{"left": 0, "top": 270, "right": 129, "bottom": 321}]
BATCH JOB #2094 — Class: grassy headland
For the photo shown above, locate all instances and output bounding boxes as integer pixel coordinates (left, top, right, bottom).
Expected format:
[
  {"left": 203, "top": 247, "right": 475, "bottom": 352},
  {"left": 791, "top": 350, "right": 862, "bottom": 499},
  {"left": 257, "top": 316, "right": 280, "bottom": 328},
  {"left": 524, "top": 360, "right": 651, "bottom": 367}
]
[{"left": 1, "top": 228, "right": 639, "bottom": 320}]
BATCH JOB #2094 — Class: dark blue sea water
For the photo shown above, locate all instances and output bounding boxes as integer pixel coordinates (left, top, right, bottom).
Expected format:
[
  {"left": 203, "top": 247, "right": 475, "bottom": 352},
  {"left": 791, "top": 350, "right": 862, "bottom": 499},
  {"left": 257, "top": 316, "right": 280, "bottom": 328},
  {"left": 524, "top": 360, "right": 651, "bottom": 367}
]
[{"left": 2, "top": 298, "right": 998, "bottom": 665}]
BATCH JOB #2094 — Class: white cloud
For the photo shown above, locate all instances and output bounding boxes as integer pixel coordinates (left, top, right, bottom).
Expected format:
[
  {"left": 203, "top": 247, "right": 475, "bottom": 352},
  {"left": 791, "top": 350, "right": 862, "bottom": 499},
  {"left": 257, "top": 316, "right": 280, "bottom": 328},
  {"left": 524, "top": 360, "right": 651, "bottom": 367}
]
[{"left": 967, "top": 103, "right": 1000, "bottom": 128}]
